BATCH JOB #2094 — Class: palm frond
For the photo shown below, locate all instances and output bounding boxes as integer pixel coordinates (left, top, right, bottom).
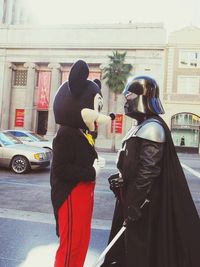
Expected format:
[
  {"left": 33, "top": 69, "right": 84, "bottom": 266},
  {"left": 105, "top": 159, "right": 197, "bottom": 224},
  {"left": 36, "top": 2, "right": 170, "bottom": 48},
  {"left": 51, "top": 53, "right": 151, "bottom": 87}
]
[{"left": 102, "top": 51, "right": 133, "bottom": 94}]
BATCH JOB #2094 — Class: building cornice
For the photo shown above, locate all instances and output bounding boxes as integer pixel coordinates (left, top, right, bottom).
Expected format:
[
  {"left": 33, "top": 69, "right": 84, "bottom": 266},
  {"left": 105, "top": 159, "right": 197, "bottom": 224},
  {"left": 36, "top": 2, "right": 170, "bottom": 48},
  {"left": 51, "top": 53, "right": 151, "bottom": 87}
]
[
  {"left": 0, "top": 43, "right": 166, "bottom": 50},
  {"left": 0, "top": 22, "right": 166, "bottom": 50},
  {"left": 1, "top": 22, "right": 164, "bottom": 30}
]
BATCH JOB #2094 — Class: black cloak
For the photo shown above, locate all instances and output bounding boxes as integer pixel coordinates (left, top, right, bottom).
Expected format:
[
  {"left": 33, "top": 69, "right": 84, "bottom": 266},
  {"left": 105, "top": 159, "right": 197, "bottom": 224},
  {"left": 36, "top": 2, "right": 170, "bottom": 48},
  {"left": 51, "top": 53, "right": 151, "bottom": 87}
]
[{"left": 101, "top": 116, "right": 200, "bottom": 267}]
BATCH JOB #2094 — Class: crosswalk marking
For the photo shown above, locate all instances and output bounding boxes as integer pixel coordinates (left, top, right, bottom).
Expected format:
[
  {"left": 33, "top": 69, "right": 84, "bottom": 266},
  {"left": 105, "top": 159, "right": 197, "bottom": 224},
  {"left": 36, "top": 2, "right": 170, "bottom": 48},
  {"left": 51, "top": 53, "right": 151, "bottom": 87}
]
[
  {"left": 181, "top": 163, "right": 200, "bottom": 179},
  {"left": 0, "top": 208, "right": 112, "bottom": 230}
]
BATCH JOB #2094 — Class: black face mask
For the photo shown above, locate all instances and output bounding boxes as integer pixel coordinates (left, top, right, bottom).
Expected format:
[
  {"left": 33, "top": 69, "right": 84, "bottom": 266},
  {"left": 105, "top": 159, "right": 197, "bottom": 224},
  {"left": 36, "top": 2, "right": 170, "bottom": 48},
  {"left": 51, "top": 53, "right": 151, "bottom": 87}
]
[
  {"left": 124, "top": 104, "right": 156, "bottom": 124},
  {"left": 124, "top": 101, "right": 144, "bottom": 122}
]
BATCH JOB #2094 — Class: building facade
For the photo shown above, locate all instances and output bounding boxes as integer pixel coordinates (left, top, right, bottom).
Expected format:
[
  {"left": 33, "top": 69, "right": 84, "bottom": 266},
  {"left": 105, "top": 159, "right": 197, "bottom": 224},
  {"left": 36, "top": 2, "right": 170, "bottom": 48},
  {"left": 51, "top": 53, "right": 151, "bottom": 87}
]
[
  {"left": 0, "top": 1, "right": 199, "bottom": 152},
  {"left": 0, "top": 22, "right": 166, "bottom": 138},
  {"left": 163, "top": 27, "right": 200, "bottom": 153}
]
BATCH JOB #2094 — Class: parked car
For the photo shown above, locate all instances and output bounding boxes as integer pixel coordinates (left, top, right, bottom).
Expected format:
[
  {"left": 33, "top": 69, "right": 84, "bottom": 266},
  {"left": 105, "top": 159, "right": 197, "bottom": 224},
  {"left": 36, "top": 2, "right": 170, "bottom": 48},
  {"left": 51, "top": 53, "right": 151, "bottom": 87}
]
[
  {"left": 4, "top": 130, "right": 52, "bottom": 150},
  {"left": 0, "top": 132, "right": 52, "bottom": 174}
]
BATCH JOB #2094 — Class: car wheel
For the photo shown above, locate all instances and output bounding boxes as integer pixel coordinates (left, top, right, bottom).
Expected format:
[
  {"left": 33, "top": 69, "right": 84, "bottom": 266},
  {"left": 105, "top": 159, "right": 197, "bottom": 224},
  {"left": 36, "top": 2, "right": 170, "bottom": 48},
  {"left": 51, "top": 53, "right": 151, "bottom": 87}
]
[{"left": 11, "top": 156, "right": 30, "bottom": 174}]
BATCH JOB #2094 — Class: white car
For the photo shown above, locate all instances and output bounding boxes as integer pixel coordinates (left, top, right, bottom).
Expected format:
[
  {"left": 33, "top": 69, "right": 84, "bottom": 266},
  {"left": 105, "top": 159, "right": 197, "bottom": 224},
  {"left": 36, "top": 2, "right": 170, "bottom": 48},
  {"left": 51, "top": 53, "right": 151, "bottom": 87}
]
[
  {"left": 5, "top": 130, "right": 52, "bottom": 151},
  {"left": 0, "top": 132, "right": 52, "bottom": 174}
]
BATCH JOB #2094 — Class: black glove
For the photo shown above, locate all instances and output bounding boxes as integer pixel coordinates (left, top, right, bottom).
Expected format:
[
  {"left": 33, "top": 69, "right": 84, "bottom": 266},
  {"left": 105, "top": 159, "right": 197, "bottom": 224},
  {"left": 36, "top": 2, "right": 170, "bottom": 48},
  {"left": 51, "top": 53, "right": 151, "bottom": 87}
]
[
  {"left": 108, "top": 173, "right": 124, "bottom": 198},
  {"left": 125, "top": 205, "right": 142, "bottom": 225}
]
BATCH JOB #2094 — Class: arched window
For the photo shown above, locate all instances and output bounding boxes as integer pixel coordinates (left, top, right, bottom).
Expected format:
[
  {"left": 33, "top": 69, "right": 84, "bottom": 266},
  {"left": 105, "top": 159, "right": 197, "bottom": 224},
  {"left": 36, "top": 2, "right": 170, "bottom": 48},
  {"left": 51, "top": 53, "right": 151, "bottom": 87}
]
[{"left": 171, "top": 113, "right": 200, "bottom": 151}]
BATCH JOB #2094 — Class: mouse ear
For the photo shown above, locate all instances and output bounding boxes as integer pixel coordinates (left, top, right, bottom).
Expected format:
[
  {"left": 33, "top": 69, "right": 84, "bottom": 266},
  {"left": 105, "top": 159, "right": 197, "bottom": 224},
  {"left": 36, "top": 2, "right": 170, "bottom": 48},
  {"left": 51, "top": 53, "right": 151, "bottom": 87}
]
[
  {"left": 93, "top": 79, "right": 101, "bottom": 89},
  {"left": 69, "top": 60, "right": 89, "bottom": 96}
]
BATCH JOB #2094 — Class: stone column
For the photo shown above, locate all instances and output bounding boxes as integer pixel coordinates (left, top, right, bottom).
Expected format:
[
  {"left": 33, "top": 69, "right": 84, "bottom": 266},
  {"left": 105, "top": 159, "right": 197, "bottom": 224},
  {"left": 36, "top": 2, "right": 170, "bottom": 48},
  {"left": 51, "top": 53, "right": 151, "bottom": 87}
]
[
  {"left": 4, "top": 0, "right": 14, "bottom": 24},
  {"left": 0, "top": 63, "right": 15, "bottom": 130},
  {"left": 23, "top": 62, "right": 36, "bottom": 130},
  {"left": 13, "top": 0, "right": 21, "bottom": 24},
  {"left": 0, "top": 0, "right": 4, "bottom": 23},
  {"left": 46, "top": 63, "right": 61, "bottom": 138}
]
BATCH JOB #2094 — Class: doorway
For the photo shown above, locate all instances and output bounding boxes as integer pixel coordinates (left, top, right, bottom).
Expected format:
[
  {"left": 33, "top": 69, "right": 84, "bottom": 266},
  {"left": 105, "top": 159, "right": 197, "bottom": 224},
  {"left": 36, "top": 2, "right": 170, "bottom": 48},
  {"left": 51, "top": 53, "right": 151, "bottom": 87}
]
[
  {"left": 171, "top": 113, "right": 200, "bottom": 153},
  {"left": 37, "top": 111, "right": 48, "bottom": 136}
]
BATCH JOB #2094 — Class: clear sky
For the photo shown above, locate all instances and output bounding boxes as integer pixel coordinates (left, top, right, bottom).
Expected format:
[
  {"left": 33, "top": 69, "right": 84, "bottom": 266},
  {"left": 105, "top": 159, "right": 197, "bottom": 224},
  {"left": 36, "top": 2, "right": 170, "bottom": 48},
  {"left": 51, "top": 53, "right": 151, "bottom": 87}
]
[{"left": 25, "top": 0, "right": 200, "bottom": 34}]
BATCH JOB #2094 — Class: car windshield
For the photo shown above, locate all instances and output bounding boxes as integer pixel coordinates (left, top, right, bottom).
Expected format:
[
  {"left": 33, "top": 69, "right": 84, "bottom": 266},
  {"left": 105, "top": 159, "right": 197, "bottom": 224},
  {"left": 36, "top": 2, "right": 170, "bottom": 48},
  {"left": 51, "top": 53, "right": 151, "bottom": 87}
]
[
  {"left": 9, "top": 131, "right": 48, "bottom": 142},
  {"left": 0, "top": 132, "right": 22, "bottom": 146},
  {"left": 29, "top": 132, "right": 48, "bottom": 141}
]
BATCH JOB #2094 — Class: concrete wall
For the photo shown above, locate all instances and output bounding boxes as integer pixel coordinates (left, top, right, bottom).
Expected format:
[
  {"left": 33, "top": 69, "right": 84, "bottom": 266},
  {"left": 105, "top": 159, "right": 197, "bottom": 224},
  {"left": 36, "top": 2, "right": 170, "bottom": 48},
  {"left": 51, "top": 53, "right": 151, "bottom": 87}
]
[{"left": 164, "top": 26, "right": 200, "bottom": 125}]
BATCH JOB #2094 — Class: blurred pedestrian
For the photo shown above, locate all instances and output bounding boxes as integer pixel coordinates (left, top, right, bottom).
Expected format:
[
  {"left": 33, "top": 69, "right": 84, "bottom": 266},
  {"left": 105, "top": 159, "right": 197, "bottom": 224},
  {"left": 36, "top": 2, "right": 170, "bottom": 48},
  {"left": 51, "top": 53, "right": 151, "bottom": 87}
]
[{"left": 180, "top": 136, "right": 185, "bottom": 146}]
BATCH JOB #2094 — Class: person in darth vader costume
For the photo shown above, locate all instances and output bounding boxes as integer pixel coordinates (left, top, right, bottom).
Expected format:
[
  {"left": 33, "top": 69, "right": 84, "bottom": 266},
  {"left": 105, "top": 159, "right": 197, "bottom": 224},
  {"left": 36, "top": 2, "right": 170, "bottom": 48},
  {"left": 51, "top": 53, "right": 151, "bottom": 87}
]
[
  {"left": 50, "top": 59, "right": 113, "bottom": 267},
  {"left": 101, "top": 76, "right": 200, "bottom": 267}
]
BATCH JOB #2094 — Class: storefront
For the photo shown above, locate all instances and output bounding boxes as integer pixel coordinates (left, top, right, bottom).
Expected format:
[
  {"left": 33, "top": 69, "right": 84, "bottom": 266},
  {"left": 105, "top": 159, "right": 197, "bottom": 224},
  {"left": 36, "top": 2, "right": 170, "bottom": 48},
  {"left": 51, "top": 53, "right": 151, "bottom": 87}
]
[
  {"left": 4, "top": 63, "right": 102, "bottom": 137},
  {"left": 171, "top": 113, "right": 200, "bottom": 153}
]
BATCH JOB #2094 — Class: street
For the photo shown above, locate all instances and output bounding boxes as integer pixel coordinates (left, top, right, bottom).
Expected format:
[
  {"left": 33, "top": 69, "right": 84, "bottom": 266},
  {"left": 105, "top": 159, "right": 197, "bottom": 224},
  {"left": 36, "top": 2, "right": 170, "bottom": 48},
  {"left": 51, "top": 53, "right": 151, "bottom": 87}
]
[{"left": 0, "top": 152, "right": 200, "bottom": 267}]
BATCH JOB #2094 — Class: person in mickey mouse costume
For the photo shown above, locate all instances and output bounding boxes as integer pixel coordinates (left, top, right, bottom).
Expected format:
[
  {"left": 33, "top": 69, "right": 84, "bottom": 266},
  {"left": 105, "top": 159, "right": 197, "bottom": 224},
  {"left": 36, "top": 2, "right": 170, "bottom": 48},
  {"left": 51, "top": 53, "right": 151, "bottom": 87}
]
[{"left": 50, "top": 59, "right": 114, "bottom": 267}]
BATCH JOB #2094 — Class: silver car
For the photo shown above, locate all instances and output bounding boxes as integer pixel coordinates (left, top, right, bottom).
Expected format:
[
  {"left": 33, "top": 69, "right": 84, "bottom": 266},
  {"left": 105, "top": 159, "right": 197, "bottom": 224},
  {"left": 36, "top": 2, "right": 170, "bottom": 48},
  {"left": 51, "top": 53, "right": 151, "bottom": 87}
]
[
  {"left": 0, "top": 132, "right": 52, "bottom": 174},
  {"left": 5, "top": 130, "right": 52, "bottom": 150}
]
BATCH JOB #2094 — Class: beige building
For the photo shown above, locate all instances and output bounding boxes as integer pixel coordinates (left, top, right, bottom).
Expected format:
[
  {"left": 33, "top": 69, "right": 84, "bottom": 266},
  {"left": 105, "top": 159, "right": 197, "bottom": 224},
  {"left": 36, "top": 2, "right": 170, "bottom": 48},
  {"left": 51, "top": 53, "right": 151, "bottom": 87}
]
[
  {"left": 163, "top": 27, "right": 200, "bottom": 153},
  {"left": 0, "top": 1, "right": 199, "bottom": 152},
  {"left": 0, "top": 22, "right": 166, "bottom": 136}
]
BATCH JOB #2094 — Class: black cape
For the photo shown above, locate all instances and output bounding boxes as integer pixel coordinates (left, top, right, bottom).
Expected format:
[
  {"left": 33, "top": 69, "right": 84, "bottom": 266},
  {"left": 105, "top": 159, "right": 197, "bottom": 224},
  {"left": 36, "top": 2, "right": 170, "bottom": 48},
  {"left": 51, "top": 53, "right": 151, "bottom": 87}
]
[{"left": 101, "top": 116, "right": 200, "bottom": 267}]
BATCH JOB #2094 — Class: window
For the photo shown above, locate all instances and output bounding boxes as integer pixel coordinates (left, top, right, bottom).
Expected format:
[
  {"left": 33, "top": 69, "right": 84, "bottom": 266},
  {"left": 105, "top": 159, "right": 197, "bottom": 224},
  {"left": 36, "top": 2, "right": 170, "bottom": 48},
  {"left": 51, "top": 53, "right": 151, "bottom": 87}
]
[
  {"left": 177, "top": 76, "right": 199, "bottom": 94},
  {"left": 9, "top": 131, "right": 33, "bottom": 142},
  {"left": 179, "top": 51, "right": 200, "bottom": 68},
  {"left": 14, "top": 70, "right": 27, "bottom": 86}
]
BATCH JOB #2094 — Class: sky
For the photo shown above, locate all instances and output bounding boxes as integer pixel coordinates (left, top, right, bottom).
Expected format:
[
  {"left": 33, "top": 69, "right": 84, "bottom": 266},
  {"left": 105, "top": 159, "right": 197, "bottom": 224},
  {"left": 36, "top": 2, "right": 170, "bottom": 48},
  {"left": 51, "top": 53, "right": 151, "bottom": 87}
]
[{"left": 25, "top": 0, "right": 200, "bottom": 35}]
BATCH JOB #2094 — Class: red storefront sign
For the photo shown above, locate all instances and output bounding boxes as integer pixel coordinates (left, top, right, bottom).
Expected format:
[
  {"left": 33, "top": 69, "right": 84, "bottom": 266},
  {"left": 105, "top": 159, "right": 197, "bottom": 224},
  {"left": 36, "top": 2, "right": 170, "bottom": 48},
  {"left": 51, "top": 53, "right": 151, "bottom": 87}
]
[
  {"left": 111, "top": 114, "right": 123, "bottom": 134},
  {"left": 36, "top": 71, "right": 51, "bottom": 110},
  {"left": 15, "top": 109, "right": 24, "bottom": 127}
]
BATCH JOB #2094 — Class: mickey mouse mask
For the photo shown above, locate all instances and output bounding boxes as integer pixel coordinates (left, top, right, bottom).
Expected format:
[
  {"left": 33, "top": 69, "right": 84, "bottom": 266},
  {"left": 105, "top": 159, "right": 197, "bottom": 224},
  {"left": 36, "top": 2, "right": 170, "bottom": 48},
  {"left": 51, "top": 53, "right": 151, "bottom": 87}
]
[{"left": 53, "top": 60, "right": 111, "bottom": 131}]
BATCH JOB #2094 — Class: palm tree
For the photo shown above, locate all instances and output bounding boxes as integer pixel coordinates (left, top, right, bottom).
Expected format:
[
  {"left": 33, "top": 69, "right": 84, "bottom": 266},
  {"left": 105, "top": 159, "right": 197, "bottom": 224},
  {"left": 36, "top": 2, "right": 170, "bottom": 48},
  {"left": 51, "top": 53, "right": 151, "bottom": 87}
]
[{"left": 102, "top": 51, "right": 133, "bottom": 151}]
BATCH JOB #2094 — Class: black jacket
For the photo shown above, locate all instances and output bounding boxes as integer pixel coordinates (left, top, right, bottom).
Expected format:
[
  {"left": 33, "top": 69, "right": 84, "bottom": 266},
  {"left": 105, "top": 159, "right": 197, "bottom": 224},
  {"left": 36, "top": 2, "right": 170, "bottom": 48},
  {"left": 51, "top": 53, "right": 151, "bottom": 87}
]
[
  {"left": 50, "top": 125, "right": 97, "bottom": 235},
  {"left": 101, "top": 116, "right": 200, "bottom": 267}
]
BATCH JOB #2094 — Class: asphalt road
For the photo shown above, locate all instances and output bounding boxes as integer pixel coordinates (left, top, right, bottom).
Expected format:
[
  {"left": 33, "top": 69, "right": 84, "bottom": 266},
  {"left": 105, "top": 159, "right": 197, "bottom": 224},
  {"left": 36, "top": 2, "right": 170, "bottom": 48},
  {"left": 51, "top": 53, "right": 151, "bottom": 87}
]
[{"left": 0, "top": 152, "right": 200, "bottom": 267}]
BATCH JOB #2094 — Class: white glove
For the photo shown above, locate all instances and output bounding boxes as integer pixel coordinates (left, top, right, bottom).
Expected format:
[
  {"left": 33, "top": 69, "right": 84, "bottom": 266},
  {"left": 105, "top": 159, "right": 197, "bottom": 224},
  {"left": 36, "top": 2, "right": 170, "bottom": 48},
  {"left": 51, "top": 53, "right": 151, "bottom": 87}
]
[{"left": 93, "top": 157, "right": 105, "bottom": 175}]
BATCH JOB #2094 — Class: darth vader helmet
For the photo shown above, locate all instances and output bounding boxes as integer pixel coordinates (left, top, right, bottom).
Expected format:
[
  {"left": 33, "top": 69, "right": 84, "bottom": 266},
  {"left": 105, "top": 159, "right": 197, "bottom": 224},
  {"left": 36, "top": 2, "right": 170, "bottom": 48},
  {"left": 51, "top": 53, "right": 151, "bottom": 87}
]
[{"left": 123, "top": 75, "right": 165, "bottom": 118}]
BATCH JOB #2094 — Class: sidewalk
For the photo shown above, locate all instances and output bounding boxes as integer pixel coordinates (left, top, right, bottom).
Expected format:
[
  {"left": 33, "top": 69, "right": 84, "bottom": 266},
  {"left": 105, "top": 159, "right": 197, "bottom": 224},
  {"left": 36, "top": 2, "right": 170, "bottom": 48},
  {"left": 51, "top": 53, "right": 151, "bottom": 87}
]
[
  {"left": 178, "top": 152, "right": 200, "bottom": 159},
  {"left": 95, "top": 137, "right": 121, "bottom": 152},
  {"left": 0, "top": 217, "right": 109, "bottom": 267},
  {"left": 95, "top": 136, "right": 200, "bottom": 158}
]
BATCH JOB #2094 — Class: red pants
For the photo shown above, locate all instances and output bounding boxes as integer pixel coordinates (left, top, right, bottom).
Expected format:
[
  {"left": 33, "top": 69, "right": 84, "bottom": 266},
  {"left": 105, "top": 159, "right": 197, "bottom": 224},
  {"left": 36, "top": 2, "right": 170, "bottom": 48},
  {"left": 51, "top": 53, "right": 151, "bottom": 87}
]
[{"left": 54, "top": 182, "right": 95, "bottom": 267}]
